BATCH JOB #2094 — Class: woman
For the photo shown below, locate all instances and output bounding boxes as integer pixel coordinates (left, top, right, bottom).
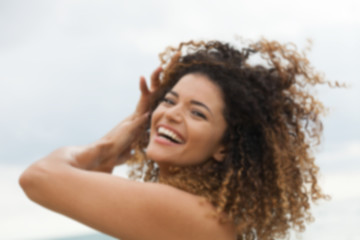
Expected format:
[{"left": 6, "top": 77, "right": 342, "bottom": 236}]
[{"left": 20, "top": 39, "right": 330, "bottom": 240}]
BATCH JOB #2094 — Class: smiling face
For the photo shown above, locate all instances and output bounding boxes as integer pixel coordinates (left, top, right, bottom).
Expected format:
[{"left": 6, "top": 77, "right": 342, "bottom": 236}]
[{"left": 146, "top": 73, "right": 227, "bottom": 172}]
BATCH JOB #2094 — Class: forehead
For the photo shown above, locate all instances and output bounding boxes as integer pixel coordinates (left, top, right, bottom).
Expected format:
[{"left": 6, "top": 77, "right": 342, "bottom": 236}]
[{"left": 171, "top": 73, "right": 224, "bottom": 110}]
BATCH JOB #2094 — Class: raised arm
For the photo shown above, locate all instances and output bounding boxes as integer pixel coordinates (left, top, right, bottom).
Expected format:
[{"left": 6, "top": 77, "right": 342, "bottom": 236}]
[
  {"left": 19, "top": 67, "right": 235, "bottom": 240},
  {"left": 19, "top": 145, "right": 233, "bottom": 240}
]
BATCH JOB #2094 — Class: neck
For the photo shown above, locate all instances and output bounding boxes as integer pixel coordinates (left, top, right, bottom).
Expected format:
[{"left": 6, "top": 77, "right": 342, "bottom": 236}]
[{"left": 157, "top": 163, "right": 183, "bottom": 182}]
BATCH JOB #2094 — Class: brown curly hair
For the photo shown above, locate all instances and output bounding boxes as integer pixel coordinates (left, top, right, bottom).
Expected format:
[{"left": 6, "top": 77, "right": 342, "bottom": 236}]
[{"left": 127, "top": 38, "right": 333, "bottom": 240}]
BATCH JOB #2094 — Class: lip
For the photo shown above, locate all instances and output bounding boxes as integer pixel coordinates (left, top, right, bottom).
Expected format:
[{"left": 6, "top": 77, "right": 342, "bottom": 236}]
[{"left": 156, "top": 124, "right": 185, "bottom": 144}]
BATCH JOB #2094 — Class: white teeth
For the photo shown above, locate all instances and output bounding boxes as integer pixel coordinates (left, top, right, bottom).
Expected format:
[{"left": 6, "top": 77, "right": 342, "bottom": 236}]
[{"left": 158, "top": 127, "right": 183, "bottom": 143}]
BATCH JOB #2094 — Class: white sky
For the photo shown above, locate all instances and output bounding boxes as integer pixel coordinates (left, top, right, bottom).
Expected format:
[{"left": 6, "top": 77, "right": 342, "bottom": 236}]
[{"left": 0, "top": 0, "right": 359, "bottom": 239}]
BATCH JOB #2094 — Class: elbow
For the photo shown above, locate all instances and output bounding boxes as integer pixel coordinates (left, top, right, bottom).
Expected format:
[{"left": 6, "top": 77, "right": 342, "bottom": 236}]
[
  {"left": 19, "top": 162, "right": 48, "bottom": 202},
  {"left": 19, "top": 169, "right": 28, "bottom": 192},
  {"left": 19, "top": 166, "right": 35, "bottom": 193},
  {"left": 19, "top": 147, "right": 72, "bottom": 206}
]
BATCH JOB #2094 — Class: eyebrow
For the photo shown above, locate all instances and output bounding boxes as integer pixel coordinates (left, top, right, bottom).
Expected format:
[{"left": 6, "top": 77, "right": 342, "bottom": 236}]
[{"left": 168, "top": 91, "right": 213, "bottom": 115}]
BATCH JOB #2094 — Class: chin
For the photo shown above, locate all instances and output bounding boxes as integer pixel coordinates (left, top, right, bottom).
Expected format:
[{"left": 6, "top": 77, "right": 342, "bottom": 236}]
[{"left": 145, "top": 147, "right": 168, "bottom": 164}]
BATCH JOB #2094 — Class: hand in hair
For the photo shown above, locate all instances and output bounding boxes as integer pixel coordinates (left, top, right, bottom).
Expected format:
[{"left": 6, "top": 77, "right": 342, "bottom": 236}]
[{"left": 86, "top": 66, "right": 164, "bottom": 173}]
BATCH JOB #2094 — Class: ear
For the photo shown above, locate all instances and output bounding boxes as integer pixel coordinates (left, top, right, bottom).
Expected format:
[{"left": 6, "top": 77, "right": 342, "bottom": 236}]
[{"left": 212, "top": 145, "right": 226, "bottom": 162}]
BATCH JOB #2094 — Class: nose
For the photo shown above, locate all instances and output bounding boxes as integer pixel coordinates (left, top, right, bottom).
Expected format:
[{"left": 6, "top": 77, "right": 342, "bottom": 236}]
[{"left": 164, "top": 104, "right": 183, "bottom": 123}]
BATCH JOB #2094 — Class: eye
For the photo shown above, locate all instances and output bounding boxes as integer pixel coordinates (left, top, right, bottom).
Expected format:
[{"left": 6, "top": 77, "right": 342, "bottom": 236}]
[
  {"left": 191, "top": 110, "right": 207, "bottom": 120},
  {"left": 161, "top": 97, "right": 175, "bottom": 105}
]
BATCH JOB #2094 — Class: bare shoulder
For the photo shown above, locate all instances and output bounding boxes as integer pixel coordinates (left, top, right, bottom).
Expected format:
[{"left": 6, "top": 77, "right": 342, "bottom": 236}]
[
  {"left": 137, "top": 181, "right": 236, "bottom": 240},
  {"left": 85, "top": 174, "right": 236, "bottom": 240}
]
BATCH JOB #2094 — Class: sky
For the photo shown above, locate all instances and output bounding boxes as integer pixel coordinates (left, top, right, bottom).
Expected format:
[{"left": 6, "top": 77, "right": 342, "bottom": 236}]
[{"left": 0, "top": 0, "right": 359, "bottom": 239}]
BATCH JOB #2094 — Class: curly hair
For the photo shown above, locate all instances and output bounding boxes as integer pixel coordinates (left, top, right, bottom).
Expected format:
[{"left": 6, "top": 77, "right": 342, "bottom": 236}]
[{"left": 127, "top": 38, "right": 333, "bottom": 240}]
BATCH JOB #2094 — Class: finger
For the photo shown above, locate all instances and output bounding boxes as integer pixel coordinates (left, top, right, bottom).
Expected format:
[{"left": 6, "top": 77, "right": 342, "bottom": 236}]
[
  {"left": 150, "top": 66, "right": 162, "bottom": 91},
  {"left": 135, "top": 77, "right": 150, "bottom": 115},
  {"left": 133, "top": 111, "right": 150, "bottom": 125},
  {"left": 128, "top": 112, "right": 150, "bottom": 136},
  {"left": 134, "top": 77, "right": 150, "bottom": 115},
  {"left": 138, "top": 111, "right": 150, "bottom": 125},
  {"left": 139, "top": 76, "right": 150, "bottom": 96}
]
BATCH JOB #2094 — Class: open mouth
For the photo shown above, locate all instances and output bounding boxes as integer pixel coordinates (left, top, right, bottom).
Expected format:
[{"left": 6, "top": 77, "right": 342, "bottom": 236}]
[{"left": 157, "top": 126, "right": 184, "bottom": 144}]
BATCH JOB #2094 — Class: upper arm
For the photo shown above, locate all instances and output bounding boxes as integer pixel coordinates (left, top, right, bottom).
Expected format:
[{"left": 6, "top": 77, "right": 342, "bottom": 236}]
[{"left": 20, "top": 162, "right": 233, "bottom": 240}]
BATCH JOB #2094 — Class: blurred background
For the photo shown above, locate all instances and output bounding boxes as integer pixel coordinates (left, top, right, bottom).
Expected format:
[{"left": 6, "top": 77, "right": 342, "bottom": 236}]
[{"left": 0, "top": 0, "right": 359, "bottom": 239}]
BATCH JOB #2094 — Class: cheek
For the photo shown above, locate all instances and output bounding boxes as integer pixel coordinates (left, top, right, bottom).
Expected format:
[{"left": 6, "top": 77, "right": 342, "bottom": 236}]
[
  {"left": 189, "top": 125, "right": 220, "bottom": 147},
  {"left": 191, "top": 122, "right": 226, "bottom": 149}
]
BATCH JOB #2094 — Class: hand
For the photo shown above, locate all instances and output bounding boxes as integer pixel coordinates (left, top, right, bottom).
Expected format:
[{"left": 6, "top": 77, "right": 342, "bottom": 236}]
[
  {"left": 135, "top": 66, "right": 162, "bottom": 116},
  {"left": 87, "top": 67, "right": 163, "bottom": 172}
]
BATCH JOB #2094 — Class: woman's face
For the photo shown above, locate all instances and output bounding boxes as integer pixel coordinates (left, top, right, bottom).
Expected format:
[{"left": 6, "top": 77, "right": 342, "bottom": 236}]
[{"left": 146, "top": 73, "right": 227, "bottom": 170}]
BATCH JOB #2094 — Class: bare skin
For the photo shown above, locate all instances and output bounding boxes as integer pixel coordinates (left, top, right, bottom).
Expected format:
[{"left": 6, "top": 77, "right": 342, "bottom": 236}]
[{"left": 19, "top": 67, "right": 236, "bottom": 240}]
